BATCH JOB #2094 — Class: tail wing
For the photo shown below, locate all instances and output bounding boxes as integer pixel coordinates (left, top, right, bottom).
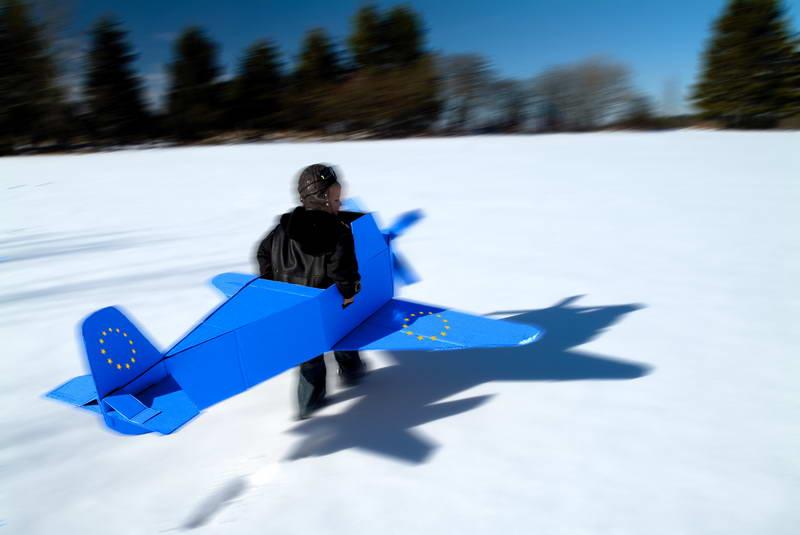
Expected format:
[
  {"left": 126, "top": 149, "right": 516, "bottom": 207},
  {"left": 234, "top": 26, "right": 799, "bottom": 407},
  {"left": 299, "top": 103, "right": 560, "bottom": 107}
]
[{"left": 46, "top": 374, "right": 100, "bottom": 412}]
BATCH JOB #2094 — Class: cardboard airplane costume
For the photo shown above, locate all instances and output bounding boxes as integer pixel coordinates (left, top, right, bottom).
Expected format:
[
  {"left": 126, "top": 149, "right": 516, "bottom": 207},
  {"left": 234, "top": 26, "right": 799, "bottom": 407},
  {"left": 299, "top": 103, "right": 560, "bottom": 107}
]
[{"left": 46, "top": 206, "right": 544, "bottom": 435}]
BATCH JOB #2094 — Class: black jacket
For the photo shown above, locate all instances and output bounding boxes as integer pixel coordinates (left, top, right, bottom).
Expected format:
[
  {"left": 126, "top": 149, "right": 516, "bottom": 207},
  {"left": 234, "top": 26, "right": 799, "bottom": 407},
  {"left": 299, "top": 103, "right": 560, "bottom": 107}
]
[{"left": 256, "top": 207, "right": 361, "bottom": 299}]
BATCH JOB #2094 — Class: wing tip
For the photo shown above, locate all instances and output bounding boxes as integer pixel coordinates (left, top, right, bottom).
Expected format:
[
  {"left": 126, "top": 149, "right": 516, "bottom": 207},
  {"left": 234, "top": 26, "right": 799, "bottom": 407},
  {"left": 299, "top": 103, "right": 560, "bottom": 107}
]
[{"left": 518, "top": 329, "right": 545, "bottom": 345}]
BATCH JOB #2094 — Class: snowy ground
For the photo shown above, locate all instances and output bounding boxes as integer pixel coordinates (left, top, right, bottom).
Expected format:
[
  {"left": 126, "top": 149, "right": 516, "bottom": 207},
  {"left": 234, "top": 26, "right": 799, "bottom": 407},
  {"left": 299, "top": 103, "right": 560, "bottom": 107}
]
[{"left": 1, "top": 132, "right": 798, "bottom": 534}]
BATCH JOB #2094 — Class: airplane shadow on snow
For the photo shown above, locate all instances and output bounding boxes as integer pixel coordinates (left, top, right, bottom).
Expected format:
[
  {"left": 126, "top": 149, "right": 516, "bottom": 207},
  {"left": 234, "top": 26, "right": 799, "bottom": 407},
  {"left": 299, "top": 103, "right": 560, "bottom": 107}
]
[{"left": 285, "top": 295, "right": 651, "bottom": 465}]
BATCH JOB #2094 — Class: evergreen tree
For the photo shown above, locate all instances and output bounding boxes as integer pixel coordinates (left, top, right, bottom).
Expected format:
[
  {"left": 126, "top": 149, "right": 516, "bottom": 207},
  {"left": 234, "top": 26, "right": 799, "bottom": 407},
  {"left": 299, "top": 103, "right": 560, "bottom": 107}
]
[
  {"left": 290, "top": 28, "right": 342, "bottom": 129},
  {"left": 166, "top": 27, "right": 222, "bottom": 140},
  {"left": 332, "top": 54, "right": 440, "bottom": 135},
  {"left": 84, "top": 17, "right": 149, "bottom": 144},
  {"left": 790, "top": 38, "right": 800, "bottom": 119},
  {"left": 294, "top": 28, "right": 342, "bottom": 85},
  {"left": 348, "top": 5, "right": 384, "bottom": 70},
  {"left": 348, "top": 4, "right": 424, "bottom": 71},
  {"left": 231, "top": 39, "right": 283, "bottom": 131},
  {"left": 693, "top": 0, "right": 799, "bottom": 127},
  {"left": 381, "top": 6, "right": 424, "bottom": 67},
  {"left": 0, "top": 0, "right": 63, "bottom": 151},
  {"left": 339, "top": 4, "right": 438, "bottom": 135}
]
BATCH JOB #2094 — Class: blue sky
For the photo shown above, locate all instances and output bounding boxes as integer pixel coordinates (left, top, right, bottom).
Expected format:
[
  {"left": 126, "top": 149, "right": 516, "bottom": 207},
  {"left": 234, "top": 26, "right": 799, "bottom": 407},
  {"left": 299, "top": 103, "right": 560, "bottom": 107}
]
[{"left": 67, "top": 0, "right": 800, "bottom": 112}]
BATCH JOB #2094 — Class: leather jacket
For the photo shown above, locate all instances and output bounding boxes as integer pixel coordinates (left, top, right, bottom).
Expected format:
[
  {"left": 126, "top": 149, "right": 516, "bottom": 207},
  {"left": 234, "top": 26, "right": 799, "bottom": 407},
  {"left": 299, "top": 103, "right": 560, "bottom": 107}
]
[{"left": 256, "top": 207, "right": 361, "bottom": 299}]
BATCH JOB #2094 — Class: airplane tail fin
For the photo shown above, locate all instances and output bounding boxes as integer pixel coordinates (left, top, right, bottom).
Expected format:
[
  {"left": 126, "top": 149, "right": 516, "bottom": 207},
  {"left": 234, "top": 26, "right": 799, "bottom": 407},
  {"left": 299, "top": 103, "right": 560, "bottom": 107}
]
[
  {"left": 48, "top": 307, "right": 200, "bottom": 435},
  {"left": 80, "top": 307, "right": 162, "bottom": 398}
]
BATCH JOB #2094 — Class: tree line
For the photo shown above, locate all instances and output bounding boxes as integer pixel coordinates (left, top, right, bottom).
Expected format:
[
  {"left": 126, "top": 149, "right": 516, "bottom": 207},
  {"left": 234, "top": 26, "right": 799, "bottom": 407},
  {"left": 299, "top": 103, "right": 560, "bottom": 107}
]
[
  {"left": 0, "top": 1, "right": 441, "bottom": 152},
  {"left": 1, "top": 0, "right": 798, "bottom": 155}
]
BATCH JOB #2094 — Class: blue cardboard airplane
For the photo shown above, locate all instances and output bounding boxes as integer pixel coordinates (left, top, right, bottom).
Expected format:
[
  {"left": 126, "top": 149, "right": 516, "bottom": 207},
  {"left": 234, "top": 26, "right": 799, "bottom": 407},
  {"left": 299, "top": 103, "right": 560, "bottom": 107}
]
[{"left": 46, "top": 207, "right": 544, "bottom": 435}]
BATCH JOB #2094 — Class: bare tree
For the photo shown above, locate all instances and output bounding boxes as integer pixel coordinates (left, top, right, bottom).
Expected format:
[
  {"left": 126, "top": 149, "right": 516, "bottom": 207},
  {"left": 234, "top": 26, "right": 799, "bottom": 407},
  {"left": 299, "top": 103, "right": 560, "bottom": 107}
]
[
  {"left": 485, "top": 78, "right": 530, "bottom": 132},
  {"left": 436, "top": 53, "right": 494, "bottom": 133},
  {"left": 533, "top": 56, "right": 631, "bottom": 131},
  {"left": 661, "top": 76, "right": 680, "bottom": 117}
]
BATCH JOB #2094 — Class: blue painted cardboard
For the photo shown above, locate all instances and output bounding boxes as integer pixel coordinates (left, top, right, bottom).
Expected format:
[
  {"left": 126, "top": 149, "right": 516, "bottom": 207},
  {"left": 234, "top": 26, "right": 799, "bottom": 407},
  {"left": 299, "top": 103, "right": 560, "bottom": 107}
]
[
  {"left": 210, "top": 272, "right": 257, "bottom": 297},
  {"left": 47, "top": 375, "right": 97, "bottom": 406},
  {"left": 104, "top": 393, "right": 161, "bottom": 424},
  {"left": 82, "top": 307, "right": 162, "bottom": 398},
  {"left": 46, "top": 209, "right": 544, "bottom": 435}
]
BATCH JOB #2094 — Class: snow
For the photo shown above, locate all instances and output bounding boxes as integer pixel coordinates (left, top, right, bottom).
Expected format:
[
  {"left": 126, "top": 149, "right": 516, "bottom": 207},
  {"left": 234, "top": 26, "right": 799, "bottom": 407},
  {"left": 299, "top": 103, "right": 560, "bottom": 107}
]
[{"left": 1, "top": 132, "right": 798, "bottom": 534}]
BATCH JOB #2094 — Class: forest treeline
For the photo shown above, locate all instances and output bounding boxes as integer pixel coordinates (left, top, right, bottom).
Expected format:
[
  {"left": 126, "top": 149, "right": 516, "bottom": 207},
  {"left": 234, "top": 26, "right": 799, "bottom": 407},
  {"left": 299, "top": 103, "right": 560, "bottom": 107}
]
[{"left": 0, "top": 0, "right": 798, "bottom": 155}]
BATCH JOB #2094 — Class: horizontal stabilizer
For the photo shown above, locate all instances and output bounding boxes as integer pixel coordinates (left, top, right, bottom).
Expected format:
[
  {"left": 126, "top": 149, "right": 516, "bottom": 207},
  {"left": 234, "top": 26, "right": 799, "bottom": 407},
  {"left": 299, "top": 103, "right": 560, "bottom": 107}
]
[
  {"left": 104, "top": 393, "right": 161, "bottom": 424},
  {"left": 102, "top": 376, "right": 200, "bottom": 434},
  {"left": 384, "top": 209, "right": 424, "bottom": 239},
  {"left": 136, "top": 376, "right": 199, "bottom": 434},
  {"left": 334, "top": 299, "right": 543, "bottom": 352},
  {"left": 46, "top": 375, "right": 98, "bottom": 408}
]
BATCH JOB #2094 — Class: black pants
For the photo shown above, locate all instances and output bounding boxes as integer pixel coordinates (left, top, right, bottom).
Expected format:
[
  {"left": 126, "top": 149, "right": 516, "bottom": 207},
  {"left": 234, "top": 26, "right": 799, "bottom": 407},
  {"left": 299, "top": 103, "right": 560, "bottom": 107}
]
[{"left": 298, "top": 351, "right": 363, "bottom": 412}]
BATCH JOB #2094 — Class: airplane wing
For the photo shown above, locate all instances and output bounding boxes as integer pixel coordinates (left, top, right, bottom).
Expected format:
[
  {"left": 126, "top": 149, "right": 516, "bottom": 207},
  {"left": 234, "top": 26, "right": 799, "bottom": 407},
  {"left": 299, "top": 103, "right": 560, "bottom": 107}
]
[
  {"left": 333, "top": 299, "right": 543, "bottom": 352},
  {"left": 210, "top": 272, "right": 258, "bottom": 297}
]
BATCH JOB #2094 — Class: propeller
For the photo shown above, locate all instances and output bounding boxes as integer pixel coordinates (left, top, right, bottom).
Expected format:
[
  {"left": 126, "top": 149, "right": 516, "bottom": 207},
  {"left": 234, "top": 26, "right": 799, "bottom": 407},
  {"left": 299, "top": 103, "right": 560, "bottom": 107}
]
[
  {"left": 384, "top": 209, "right": 424, "bottom": 286},
  {"left": 341, "top": 198, "right": 424, "bottom": 287},
  {"left": 390, "top": 247, "right": 419, "bottom": 286},
  {"left": 383, "top": 209, "right": 424, "bottom": 241}
]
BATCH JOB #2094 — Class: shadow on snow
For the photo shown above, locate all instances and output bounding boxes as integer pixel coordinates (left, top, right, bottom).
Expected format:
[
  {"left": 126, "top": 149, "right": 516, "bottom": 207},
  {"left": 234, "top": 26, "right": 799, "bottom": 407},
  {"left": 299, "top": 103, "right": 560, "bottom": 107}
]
[{"left": 285, "top": 295, "right": 651, "bottom": 465}]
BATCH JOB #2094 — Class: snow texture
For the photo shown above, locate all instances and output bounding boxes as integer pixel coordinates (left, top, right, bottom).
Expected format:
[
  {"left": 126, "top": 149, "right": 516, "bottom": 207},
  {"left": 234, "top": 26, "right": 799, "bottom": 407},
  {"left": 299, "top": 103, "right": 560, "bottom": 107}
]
[{"left": 1, "top": 132, "right": 798, "bottom": 534}]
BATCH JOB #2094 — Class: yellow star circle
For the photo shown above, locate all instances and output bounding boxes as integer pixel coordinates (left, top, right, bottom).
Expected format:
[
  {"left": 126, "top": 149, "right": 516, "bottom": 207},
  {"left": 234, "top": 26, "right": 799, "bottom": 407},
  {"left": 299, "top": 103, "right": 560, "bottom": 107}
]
[
  {"left": 101, "top": 327, "right": 137, "bottom": 371},
  {"left": 401, "top": 310, "right": 450, "bottom": 342}
]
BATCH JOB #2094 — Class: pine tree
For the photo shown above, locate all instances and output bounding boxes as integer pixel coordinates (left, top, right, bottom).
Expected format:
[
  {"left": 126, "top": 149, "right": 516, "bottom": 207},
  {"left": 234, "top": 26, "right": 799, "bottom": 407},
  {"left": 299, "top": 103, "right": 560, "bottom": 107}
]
[
  {"left": 789, "top": 39, "right": 800, "bottom": 120},
  {"left": 231, "top": 39, "right": 283, "bottom": 131},
  {"left": 339, "top": 4, "right": 438, "bottom": 135},
  {"left": 331, "top": 54, "right": 440, "bottom": 135},
  {"left": 294, "top": 28, "right": 342, "bottom": 85},
  {"left": 84, "top": 17, "right": 149, "bottom": 144},
  {"left": 381, "top": 6, "right": 424, "bottom": 67},
  {"left": 290, "top": 28, "right": 343, "bottom": 129},
  {"left": 348, "top": 4, "right": 424, "bottom": 71},
  {"left": 693, "top": 0, "right": 799, "bottom": 127},
  {"left": 166, "top": 27, "right": 222, "bottom": 140},
  {"left": 0, "top": 0, "right": 63, "bottom": 151},
  {"left": 348, "top": 5, "right": 384, "bottom": 70}
]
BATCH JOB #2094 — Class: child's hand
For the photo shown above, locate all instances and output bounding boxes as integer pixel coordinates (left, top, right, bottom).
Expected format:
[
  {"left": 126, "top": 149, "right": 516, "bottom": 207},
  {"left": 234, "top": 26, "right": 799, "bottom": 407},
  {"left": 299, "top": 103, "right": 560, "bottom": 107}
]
[{"left": 342, "top": 296, "right": 355, "bottom": 309}]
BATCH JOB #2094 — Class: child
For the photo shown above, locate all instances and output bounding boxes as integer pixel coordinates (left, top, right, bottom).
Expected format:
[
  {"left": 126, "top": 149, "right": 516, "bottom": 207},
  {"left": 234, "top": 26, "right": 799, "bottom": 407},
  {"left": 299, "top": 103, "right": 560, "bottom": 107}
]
[{"left": 256, "top": 164, "right": 366, "bottom": 419}]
